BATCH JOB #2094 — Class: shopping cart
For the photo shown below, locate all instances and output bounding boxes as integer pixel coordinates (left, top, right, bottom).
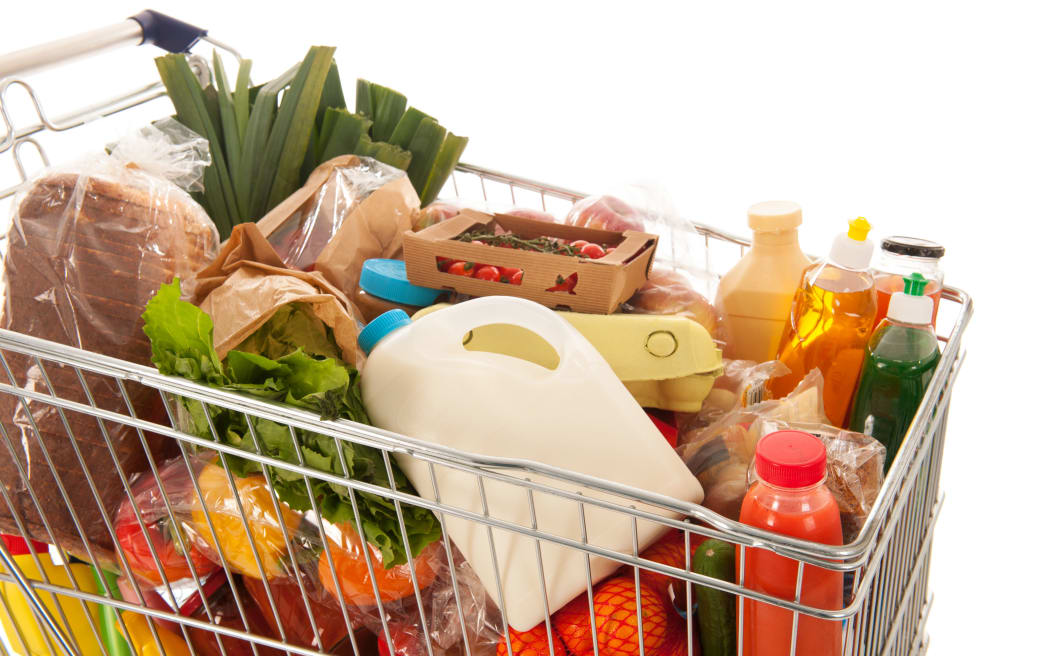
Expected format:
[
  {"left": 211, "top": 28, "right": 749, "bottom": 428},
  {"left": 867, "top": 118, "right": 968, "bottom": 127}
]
[{"left": 0, "top": 11, "right": 971, "bottom": 656}]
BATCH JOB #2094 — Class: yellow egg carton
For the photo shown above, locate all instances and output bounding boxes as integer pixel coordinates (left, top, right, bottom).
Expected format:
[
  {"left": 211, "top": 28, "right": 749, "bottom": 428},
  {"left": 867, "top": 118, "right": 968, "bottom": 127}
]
[{"left": 413, "top": 304, "right": 723, "bottom": 412}]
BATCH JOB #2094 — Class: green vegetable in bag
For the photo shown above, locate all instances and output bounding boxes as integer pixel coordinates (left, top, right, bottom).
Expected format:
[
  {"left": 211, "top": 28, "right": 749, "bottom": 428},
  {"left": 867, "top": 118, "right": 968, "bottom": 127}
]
[{"left": 142, "top": 280, "right": 441, "bottom": 567}]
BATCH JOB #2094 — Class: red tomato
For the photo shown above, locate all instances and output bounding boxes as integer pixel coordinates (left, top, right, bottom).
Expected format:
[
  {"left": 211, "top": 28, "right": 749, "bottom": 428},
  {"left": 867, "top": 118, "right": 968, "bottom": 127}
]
[
  {"left": 448, "top": 261, "right": 475, "bottom": 277},
  {"left": 115, "top": 463, "right": 219, "bottom": 585},
  {"left": 436, "top": 257, "right": 453, "bottom": 272},
  {"left": 580, "top": 243, "right": 606, "bottom": 259},
  {"left": 545, "top": 272, "right": 579, "bottom": 294},
  {"left": 510, "top": 270, "right": 524, "bottom": 285},
  {"left": 472, "top": 240, "right": 486, "bottom": 246},
  {"left": 475, "top": 265, "right": 501, "bottom": 282},
  {"left": 570, "top": 240, "right": 589, "bottom": 251},
  {"left": 498, "top": 266, "right": 522, "bottom": 282}
]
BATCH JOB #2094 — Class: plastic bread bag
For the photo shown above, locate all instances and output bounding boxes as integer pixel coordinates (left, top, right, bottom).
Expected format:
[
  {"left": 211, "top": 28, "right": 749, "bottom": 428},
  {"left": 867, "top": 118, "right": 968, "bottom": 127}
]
[
  {"left": 677, "top": 359, "right": 791, "bottom": 431},
  {"left": 749, "top": 418, "right": 886, "bottom": 543},
  {"left": 257, "top": 154, "right": 419, "bottom": 296},
  {"left": 566, "top": 184, "right": 723, "bottom": 340},
  {"left": 0, "top": 119, "right": 219, "bottom": 564},
  {"left": 676, "top": 368, "right": 828, "bottom": 520}
]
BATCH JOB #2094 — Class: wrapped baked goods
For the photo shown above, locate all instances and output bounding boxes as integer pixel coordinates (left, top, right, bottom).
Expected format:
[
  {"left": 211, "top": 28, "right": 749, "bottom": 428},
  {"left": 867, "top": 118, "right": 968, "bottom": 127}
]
[
  {"left": 0, "top": 121, "right": 219, "bottom": 562},
  {"left": 676, "top": 368, "right": 827, "bottom": 520},
  {"left": 259, "top": 154, "right": 419, "bottom": 299}
]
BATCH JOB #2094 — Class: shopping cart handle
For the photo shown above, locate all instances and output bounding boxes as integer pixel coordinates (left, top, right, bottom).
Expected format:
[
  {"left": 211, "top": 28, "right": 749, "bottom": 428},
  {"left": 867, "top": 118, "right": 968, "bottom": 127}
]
[
  {"left": 0, "top": 10, "right": 208, "bottom": 80},
  {"left": 129, "top": 10, "right": 207, "bottom": 54}
]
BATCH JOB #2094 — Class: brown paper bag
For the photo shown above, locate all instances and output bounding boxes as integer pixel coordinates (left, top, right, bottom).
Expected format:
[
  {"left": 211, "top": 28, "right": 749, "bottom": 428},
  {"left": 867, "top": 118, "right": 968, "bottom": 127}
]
[
  {"left": 192, "top": 222, "right": 365, "bottom": 367},
  {"left": 255, "top": 154, "right": 419, "bottom": 299}
]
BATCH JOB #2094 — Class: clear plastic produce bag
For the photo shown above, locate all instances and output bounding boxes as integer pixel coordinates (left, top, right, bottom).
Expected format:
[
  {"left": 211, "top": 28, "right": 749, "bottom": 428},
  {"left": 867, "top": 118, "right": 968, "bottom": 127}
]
[
  {"left": 565, "top": 184, "right": 723, "bottom": 339},
  {"left": 0, "top": 120, "right": 219, "bottom": 563},
  {"left": 676, "top": 368, "right": 827, "bottom": 520}
]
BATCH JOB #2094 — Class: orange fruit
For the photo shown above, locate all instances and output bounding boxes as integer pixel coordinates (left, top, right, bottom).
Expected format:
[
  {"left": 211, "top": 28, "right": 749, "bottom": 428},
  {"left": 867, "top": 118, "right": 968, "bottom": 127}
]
[
  {"left": 553, "top": 577, "right": 673, "bottom": 656},
  {"left": 498, "top": 624, "right": 567, "bottom": 656},
  {"left": 629, "top": 530, "right": 702, "bottom": 608}
]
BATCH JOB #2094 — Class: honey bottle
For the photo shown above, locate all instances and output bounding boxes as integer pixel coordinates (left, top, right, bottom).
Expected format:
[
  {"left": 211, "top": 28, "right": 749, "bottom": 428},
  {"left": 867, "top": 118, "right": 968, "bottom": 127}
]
[{"left": 769, "top": 217, "right": 878, "bottom": 426}]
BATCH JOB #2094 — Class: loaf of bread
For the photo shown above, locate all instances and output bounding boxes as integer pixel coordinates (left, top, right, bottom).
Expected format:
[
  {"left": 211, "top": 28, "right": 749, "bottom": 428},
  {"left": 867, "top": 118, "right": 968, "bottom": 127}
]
[{"left": 0, "top": 169, "right": 218, "bottom": 563}]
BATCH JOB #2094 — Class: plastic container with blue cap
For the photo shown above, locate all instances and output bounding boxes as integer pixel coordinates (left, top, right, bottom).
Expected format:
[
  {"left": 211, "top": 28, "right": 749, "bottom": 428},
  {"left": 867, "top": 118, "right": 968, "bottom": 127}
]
[{"left": 355, "top": 258, "right": 444, "bottom": 322}]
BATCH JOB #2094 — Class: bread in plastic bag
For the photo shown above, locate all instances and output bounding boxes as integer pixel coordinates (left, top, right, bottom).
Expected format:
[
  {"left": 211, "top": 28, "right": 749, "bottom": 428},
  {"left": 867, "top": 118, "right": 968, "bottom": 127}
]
[
  {"left": 258, "top": 155, "right": 418, "bottom": 297},
  {"left": 677, "top": 359, "right": 791, "bottom": 432},
  {"left": 676, "top": 368, "right": 827, "bottom": 520},
  {"left": 0, "top": 119, "right": 219, "bottom": 562},
  {"left": 750, "top": 418, "right": 886, "bottom": 543}
]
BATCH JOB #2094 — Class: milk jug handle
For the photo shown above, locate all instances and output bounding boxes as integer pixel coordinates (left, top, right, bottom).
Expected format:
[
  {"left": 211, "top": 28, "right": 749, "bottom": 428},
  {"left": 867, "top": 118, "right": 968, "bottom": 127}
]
[{"left": 433, "top": 297, "right": 575, "bottom": 369}]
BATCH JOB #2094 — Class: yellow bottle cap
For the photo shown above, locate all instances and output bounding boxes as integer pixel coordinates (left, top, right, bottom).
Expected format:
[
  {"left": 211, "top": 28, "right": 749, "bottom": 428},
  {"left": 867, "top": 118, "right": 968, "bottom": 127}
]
[{"left": 847, "top": 217, "right": 871, "bottom": 242}]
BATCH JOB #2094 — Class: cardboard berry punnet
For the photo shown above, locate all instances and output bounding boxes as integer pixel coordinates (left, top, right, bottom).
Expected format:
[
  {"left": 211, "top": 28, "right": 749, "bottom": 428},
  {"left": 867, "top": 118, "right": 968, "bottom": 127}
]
[{"left": 402, "top": 210, "right": 659, "bottom": 313}]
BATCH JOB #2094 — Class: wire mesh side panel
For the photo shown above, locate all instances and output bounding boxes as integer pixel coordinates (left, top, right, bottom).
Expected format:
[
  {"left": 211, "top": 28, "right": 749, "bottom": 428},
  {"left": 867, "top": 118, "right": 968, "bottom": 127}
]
[{"left": 0, "top": 325, "right": 889, "bottom": 656}]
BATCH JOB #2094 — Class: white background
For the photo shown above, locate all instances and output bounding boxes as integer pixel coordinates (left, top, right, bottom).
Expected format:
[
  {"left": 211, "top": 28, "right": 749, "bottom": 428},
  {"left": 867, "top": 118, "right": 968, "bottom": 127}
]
[{"left": 3, "top": 1, "right": 1047, "bottom": 654}]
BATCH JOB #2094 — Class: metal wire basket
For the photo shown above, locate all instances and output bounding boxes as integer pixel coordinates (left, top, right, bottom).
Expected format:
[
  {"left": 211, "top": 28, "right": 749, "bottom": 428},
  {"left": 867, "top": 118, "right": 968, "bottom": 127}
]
[{"left": 0, "top": 12, "right": 971, "bottom": 656}]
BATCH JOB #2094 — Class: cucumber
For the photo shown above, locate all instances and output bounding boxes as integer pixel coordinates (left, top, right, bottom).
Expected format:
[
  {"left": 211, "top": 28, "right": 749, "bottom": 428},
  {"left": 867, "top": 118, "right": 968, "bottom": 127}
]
[{"left": 692, "top": 538, "right": 736, "bottom": 656}]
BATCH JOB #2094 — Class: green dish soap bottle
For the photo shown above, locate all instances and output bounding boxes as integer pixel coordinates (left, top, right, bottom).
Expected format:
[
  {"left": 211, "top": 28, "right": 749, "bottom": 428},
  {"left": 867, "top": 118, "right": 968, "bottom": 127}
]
[{"left": 848, "top": 272, "right": 941, "bottom": 472}]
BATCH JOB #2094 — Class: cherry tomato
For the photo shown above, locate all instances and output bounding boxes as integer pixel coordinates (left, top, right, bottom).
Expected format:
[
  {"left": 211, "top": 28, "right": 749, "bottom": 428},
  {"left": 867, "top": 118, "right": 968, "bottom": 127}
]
[
  {"left": 191, "top": 464, "right": 301, "bottom": 580},
  {"left": 580, "top": 243, "right": 606, "bottom": 259},
  {"left": 570, "top": 239, "right": 589, "bottom": 251},
  {"left": 471, "top": 240, "right": 486, "bottom": 246},
  {"left": 474, "top": 265, "right": 501, "bottom": 282},
  {"left": 510, "top": 270, "right": 524, "bottom": 285},
  {"left": 448, "top": 261, "right": 475, "bottom": 277},
  {"left": 436, "top": 257, "right": 453, "bottom": 272},
  {"left": 497, "top": 266, "right": 522, "bottom": 282}
]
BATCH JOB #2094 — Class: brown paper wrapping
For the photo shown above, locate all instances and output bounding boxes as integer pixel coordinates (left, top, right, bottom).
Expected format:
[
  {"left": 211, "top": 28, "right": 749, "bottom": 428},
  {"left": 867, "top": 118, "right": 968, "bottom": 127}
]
[
  {"left": 255, "top": 155, "right": 419, "bottom": 298},
  {"left": 193, "top": 223, "right": 365, "bottom": 368}
]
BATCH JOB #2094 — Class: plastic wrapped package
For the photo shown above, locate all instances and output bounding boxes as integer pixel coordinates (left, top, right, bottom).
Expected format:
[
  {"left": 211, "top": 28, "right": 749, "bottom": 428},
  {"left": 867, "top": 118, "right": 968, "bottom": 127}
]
[
  {"left": 676, "top": 359, "right": 791, "bottom": 431},
  {"left": 114, "top": 458, "right": 220, "bottom": 587},
  {"left": 371, "top": 546, "right": 502, "bottom": 656},
  {"left": 257, "top": 154, "right": 419, "bottom": 297},
  {"left": 750, "top": 419, "right": 886, "bottom": 543},
  {"left": 567, "top": 185, "right": 723, "bottom": 338},
  {"left": 0, "top": 120, "right": 220, "bottom": 563},
  {"left": 413, "top": 199, "right": 489, "bottom": 232},
  {"left": 184, "top": 576, "right": 284, "bottom": 656},
  {"left": 676, "top": 369, "right": 827, "bottom": 520},
  {"left": 243, "top": 575, "right": 368, "bottom": 655}
]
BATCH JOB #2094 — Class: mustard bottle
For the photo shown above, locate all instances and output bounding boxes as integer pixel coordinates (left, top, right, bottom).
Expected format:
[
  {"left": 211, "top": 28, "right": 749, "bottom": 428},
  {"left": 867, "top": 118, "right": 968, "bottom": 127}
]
[
  {"left": 0, "top": 535, "right": 102, "bottom": 656},
  {"left": 769, "top": 217, "right": 878, "bottom": 427},
  {"left": 716, "top": 201, "right": 811, "bottom": 362}
]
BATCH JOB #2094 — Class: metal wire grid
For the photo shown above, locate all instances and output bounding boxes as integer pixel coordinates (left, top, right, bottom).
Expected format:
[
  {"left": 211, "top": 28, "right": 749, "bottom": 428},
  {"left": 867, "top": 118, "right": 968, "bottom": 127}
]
[
  {"left": 0, "top": 251, "right": 968, "bottom": 656},
  {"left": 0, "top": 29, "right": 972, "bottom": 656}
]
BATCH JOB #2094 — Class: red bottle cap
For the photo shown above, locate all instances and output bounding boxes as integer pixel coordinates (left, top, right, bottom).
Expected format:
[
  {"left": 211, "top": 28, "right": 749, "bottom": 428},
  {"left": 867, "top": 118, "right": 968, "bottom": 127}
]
[{"left": 754, "top": 430, "right": 826, "bottom": 488}]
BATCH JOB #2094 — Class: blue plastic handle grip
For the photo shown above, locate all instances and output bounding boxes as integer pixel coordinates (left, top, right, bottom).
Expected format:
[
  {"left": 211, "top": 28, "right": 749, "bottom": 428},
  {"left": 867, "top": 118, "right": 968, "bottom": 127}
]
[{"left": 129, "top": 9, "right": 207, "bottom": 53}]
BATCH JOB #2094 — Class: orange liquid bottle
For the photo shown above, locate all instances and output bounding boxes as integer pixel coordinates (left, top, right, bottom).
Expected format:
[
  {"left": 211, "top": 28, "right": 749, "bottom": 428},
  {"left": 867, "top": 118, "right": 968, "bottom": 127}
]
[
  {"left": 871, "top": 236, "right": 945, "bottom": 328},
  {"left": 738, "top": 430, "right": 843, "bottom": 656},
  {"left": 769, "top": 218, "right": 878, "bottom": 426}
]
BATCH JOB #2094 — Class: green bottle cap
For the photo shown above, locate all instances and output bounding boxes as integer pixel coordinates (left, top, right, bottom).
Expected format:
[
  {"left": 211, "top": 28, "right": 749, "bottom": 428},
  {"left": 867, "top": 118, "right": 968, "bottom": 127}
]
[{"left": 902, "top": 272, "right": 928, "bottom": 296}]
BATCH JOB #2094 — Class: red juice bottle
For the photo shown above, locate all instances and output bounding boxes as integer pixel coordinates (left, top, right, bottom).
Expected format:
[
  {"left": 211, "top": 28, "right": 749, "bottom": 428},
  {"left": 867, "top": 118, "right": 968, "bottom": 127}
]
[{"left": 739, "top": 430, "right": 843, "bottom": 656}]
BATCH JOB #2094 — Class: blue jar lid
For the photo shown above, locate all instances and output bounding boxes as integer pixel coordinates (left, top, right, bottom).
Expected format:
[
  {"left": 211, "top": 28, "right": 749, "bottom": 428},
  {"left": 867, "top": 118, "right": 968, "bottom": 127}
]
[
  {"left": 359, "top": 259, "right": 443, "bottom": 307},
  {"left": 358, "top": 309, "right": 412, "bottom": 356}
]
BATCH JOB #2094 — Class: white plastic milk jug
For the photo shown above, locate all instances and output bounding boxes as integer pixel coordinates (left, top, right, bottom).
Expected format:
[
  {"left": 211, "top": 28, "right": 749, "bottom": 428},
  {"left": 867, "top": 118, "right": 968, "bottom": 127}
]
[{"left": 359, "top": 296, "right": 705, "bottom": 631}]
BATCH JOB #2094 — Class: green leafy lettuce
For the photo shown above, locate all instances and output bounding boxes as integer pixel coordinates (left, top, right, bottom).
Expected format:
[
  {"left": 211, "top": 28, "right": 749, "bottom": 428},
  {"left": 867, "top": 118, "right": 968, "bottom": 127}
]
[{"left": 142, "top": 280, "right": 441, "bottom": 567}]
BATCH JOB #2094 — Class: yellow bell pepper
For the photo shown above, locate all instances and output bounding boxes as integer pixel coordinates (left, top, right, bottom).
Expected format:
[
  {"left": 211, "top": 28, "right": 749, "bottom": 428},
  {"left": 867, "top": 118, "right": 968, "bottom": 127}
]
[
  {"left": 190, "top": 464, "right": 301, "bottom": 579},
  {"left": 118, "top": 611, "right": 191, "bottom": 656}
]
